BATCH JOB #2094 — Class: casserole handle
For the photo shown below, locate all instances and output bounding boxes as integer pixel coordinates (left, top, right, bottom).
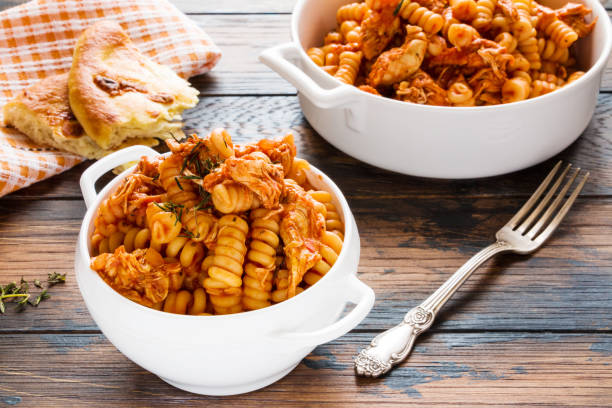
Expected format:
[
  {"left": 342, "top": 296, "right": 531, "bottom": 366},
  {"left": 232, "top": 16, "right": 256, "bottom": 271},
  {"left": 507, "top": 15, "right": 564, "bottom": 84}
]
[
  {"left": 79, "top": 145, "right": 159, "bottom": 209},
  {"left": 259, "top": 43, "right": 354, "bottom": 109},
  {"left": 272, "top": 275, "right": 375, "bottom": 346}
]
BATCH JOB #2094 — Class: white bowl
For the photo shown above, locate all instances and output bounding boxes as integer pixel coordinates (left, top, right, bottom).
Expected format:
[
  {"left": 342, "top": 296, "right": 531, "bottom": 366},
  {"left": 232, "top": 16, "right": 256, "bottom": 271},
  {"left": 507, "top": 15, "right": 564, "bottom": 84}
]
[
  {"left": 75, "top": 145, "right": 375, "bottom": 396},
  {"left": 260, "top": 0, "right": 612, "bottom": 179}
]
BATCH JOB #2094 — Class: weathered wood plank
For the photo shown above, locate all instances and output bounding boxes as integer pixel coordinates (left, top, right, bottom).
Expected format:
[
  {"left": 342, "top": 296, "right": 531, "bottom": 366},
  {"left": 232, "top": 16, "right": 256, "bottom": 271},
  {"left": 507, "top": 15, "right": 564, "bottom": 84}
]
[
  {"left": 0, "top": 198, "right": 609, "bottom": 332},
  {"left": 189, "top": 14, "right": 294, "bottom": 95},
  {"left": 4, "top": 92, "right": 612, "bottom": 200},
  {"left": 0, "top": 332, "right": 610, "bottom": 406}
]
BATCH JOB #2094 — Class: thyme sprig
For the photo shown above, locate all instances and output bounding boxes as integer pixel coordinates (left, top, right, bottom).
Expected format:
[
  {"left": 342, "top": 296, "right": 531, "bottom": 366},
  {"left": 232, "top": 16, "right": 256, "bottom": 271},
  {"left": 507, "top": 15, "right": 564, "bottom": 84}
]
[
  {"left": 154, "top": 201, "right": 185, "bottom": 225},
  {"left": 180, "top": 141, "right": 220, "bottom": 179},
  {"left": 394, "top": 0, "right": 404, "bottom": 15},
  {"left": 0, "top": 273, "right": 66, "bottom": 314}
]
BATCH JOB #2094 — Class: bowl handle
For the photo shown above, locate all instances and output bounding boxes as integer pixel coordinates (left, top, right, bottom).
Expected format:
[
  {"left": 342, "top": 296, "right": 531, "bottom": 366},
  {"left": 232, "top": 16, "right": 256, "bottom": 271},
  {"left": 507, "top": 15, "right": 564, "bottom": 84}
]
[
  {"left": 259, "top": 42, "right": 355, "bottom": 109},
  {"left": 79, "top": 145, "right": 160, "bottom": 209},
  {"left": 271, "top": 275, "right": 375, "bottom": 347}
]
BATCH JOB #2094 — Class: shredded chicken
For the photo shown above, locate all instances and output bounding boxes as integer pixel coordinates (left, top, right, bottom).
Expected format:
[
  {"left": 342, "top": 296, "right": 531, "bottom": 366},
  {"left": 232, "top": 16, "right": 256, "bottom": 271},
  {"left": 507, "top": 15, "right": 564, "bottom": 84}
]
[
  {"left": 555, "top": 2, "right": 596, "bottom": 38},
  {"left": 203, "top": 151, "right": 284, "bottom": 209},
  {"left": 368, "top": 26, "right": 428, "bottom": 86},
  {"left": 279, "top": 179, "right": 325, "bottom": 298},
  {"left": 396, "top": 70, "right": 449, "bottom": 105},
  {"left": 497, "top": 0, "right": 519, "bottom": 22},
  {"left": 428, "top": 39, "right": 512, "bottom": 78},
  {"left": 114, "top": 172, "right": 165, "bottom": 227},
  {"left": 468, "top": 67, "right": 506, "bottom": 97},
  {"left": 361, "top": 6, "right": 401, "bottom": 60},
  {"left": 358, "top": 84, "right": 382, "bottom": 95},
  {"left": 413, "top": 0, "right": 447, "bottom": 14},
  {"left": 235, "top": 134, "right": 297, "bottom": 174},
  {"left": 91, "top": 247, "right": 181, "bottom": 307}
]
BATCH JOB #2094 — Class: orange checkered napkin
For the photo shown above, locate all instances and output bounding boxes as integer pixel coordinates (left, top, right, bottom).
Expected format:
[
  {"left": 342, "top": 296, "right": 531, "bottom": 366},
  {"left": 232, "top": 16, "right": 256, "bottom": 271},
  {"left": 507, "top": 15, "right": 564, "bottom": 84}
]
[{"left": 0, "top": 0, "right": 221, "bottom": 197}]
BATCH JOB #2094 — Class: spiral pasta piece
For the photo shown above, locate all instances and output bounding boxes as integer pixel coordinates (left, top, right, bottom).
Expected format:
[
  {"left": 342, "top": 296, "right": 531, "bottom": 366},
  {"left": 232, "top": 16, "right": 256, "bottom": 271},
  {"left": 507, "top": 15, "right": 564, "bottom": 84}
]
[
  {"left": 537, "top": 13, "right": 578, "bottom": 48},
  {"left": 508, "top": 51, "right": 531, "bottom": 72},
  {"left": 242, "top": 209, "right": 281, "bottom": 310},
  {"left": 490, "top": 12, "right": 511, "bottom": 33},
  {"left": 447, "top": 81, "right": 475, "bottom": 105},
  {"left": 189, "top": 288, "right": 208, "bottom": 315},
  {"left": 96, "top": 197, "right": 125, "bottom": 229},
  {"left": 537, "top": 37, "right": 570, "bottom": 63},
  {"left": 307, "top": 47, "right": 325, "bottom": 66},
  {"left": 325, "top": 31, "right": 343, "bottom": 44},
  {"left": 146, "top": 204, "right": 182, "bottom": 246},
  {"left": 181, "top": 209, "right": 218, "bottom": 244},
  {"left": 271, "top": 269, "right": 305, "bottom": 303},
  {"left": 159, "top": 154, "right": 200, "bottom": 208},
  {"left": 287, "top": 158, "right": 310, "bottom": 187},
  {"left": 206, "top": 128, "right": 235, "bottom": 160},
  {"left": 211, "top": 182, "right": 261, "bottom": 214},
  {"left": 162, "top": 288, "right": 209, "bottom": 315},
  {"left": 447, "top": 23, "right": 480, "bottom": 48},
  {"left": 531, "top": 71, "right": 564, "bottom": 86},
  {"left": 442, "top": 7, "right": 459, "bottom": 36},
  {"left": 450, "top": 0, "right": 478, "bottom": 22},
  {"left": 566, "top": 71, "right": 584, "bottom": 84},
  {"left": 427, "top": 35, "right": 448, "bottom": 57},
  {"left": 303, "top": 231, "right": 344, "bottom": 286},
  {"left": 308, "top": 190, "right": 344, "bottom": 238},
  {"left": 339, "top": 20, "right": 362, "bottom": 44},
  {"left": 502, "top": 71, "right": 532, "bottom": 103},
  {"left": 472, "top": 0, "right": 496, "bottom": 29},
  {"left": 334, "top": 51, "right": 362, "bottom": 85},
  {"left": 337, "top": 2, "right": 369, "bottom": 23},
  {"left": 94, "top": 223, "right": 152, "bottom": 255},
  {"left": 518, "top": 31, "right": 541, "bottom": 70},
  {"left": 202, "top": 215, "right": 249, "bottom": 314},
  {"left": 163, "top": 290, "right": 193, "bottom": 314},
  {"left": 165, "top": 237, "right": 206, "bottom": 270},
  {"left": 495, "top": 32, "right": 517, "bottom": 53},
  {"left": 399, "top": 2, "right": 444, "bottom": 34},
  {"left": 530, "top": 79, "right": 557, "bottom": 97},
  {"left": 512, "top": 0, "right": 535, "bottom": 41}
]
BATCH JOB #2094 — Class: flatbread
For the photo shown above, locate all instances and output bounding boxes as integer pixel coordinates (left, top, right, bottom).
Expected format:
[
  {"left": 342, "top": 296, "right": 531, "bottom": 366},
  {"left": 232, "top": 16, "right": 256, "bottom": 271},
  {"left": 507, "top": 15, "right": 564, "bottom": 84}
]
[
  {"left": 68, "top": 20, "right": 199, "bottom": 149},
  {"left": 3, "top": 73, "right": 158, "bottom": 159}
]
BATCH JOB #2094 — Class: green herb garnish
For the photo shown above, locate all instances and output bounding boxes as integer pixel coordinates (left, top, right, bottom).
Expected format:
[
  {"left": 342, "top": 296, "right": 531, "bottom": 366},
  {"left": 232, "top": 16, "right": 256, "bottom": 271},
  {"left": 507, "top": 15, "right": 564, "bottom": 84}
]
[
  {"left": 47, "top": 272, "right": 66, "bottom": 286},
  {"left": 174, "top": 177, "right": 184, "bottom": 191},
  {"left": 0, "top": 273, "right": 66, "bottom": 314},
  {"left": 394, "top": 0, "right": 404, "bottom": 15}
]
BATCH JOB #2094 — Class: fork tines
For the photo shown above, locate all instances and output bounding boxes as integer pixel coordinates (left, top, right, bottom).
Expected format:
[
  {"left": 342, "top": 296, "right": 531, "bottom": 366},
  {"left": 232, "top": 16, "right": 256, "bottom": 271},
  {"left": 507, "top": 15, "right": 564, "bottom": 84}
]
[{"left": 507, "top": 161, "right": 589, "bottom": 243}]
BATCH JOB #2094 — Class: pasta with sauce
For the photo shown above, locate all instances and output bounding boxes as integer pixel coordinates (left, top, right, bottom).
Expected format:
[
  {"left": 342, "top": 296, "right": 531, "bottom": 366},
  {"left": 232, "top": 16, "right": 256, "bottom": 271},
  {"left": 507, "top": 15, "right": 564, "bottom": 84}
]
[
  {"left": 90, "top": 129, "right": 345, "bottom": 315},
  {"left": 306, "top": 0, "right": 595, "bottom": 105}
]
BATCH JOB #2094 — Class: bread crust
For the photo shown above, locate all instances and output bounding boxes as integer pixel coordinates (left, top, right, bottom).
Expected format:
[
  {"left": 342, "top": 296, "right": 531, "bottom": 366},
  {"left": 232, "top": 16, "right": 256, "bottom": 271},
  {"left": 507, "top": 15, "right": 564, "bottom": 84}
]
[
  {"left": 3, "top": 73, "right": 158, "bottom": 159},
  {"left": 68, "top": 20, "right": 198, "bottom": 149}
]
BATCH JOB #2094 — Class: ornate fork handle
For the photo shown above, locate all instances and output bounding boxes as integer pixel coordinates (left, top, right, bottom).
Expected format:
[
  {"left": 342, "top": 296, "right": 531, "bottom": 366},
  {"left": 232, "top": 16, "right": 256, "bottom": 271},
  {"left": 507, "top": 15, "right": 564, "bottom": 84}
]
[{"left": 355, "top": 241, "right": 511, "bottom": 377}]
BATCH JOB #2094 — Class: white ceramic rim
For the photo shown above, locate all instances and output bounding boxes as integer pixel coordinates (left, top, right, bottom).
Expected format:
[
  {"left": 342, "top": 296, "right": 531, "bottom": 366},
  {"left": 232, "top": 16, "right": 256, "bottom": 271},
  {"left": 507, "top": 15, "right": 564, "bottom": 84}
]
[
  {"left": 78, "top": 148, "right": 359, "bottom": 322},
  {"left": 289, "top": 0, "right": 612, "bottom": 111}
]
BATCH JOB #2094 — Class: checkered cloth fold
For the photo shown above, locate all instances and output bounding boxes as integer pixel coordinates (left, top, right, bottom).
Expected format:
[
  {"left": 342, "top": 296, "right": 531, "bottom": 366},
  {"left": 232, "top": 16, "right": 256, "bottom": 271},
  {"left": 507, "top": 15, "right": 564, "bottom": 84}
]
[{"left": 0, "top": 0, "right": 221, "bottom": 197}]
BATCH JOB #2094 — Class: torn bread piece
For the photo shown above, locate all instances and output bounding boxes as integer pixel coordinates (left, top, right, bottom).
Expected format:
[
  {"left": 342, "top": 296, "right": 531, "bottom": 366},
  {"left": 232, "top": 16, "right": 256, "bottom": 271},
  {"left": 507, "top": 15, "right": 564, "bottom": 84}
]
[
  {"left": 3, "top": 73, "right": 158, "bottom": 159},
  {"left": 68, "top": 20, "right": 199, "bottom": 150}
]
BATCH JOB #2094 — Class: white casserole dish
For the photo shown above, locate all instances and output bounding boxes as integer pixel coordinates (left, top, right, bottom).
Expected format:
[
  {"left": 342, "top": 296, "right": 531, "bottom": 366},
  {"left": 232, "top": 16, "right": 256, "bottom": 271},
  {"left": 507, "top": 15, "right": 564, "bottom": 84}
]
[
  {"left": 75, "top": 145, "right": 375, "bottom": 396},
  {"left": 260, "top": 0, "right": 612, "bottom": 178}
]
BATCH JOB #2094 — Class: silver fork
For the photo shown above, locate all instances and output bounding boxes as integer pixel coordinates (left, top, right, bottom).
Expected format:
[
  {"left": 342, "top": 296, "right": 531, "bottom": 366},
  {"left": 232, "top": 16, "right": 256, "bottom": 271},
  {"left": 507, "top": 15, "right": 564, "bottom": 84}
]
[{"left": 354, "top": 161, "right": 589, "bottom": 377}]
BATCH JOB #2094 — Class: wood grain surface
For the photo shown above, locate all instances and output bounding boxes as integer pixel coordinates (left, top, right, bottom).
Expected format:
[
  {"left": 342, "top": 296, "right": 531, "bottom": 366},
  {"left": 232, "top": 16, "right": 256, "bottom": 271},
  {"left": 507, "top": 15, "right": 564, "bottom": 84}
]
[{"left": 0, "top": 0, "right": 611, "bottom": 406}]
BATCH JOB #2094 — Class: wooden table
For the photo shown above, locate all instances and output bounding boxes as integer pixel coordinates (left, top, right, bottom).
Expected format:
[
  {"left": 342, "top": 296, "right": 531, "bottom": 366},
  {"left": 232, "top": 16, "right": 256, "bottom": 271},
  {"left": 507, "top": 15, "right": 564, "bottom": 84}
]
[{"left": 1, "top": 1, "right": 611, "bottom": 406}]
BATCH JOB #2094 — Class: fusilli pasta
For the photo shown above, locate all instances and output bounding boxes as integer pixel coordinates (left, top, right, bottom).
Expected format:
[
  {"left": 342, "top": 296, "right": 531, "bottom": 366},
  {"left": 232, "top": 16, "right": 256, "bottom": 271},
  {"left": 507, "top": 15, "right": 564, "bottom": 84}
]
[
  {"left": 307, "top": 0, "right": 595, "bottom": 105},
  {"left": 90, "top": 130, "right": 345, "bottom": 315}
]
